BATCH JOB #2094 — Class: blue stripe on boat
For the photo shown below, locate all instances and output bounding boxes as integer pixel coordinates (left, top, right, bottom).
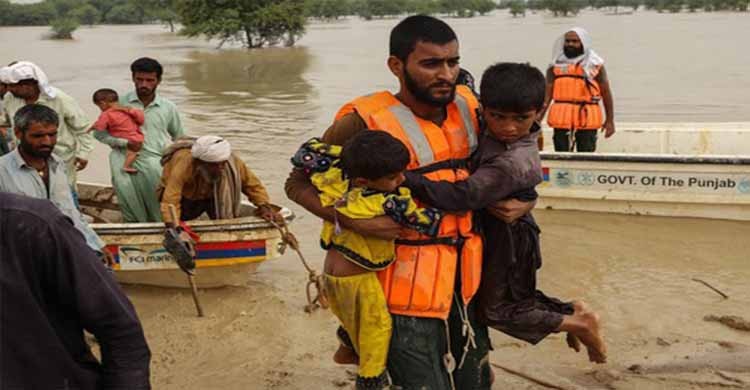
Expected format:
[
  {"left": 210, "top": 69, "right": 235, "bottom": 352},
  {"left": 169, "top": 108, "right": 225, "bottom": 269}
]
[{"left": 196, "top": 247, "right": 266, "bottom": 259}]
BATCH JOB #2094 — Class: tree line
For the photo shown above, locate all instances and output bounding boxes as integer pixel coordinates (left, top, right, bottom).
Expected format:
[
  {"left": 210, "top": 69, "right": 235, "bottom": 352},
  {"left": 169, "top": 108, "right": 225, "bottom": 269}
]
[
  {"left": 499, "top": 0, "right": 748, "bottom": 17},
  {"left": 1, "top": 0, "right": 746, "bottom": 44}
]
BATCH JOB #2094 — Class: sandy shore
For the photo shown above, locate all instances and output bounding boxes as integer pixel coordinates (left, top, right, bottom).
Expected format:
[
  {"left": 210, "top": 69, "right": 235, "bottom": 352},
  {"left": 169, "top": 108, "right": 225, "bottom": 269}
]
[{"left": 120, "top": 209, "right": 750, "bottom": 389}]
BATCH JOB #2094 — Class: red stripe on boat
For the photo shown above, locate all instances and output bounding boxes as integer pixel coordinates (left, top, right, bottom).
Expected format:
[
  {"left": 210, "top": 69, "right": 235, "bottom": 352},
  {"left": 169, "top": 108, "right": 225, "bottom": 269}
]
[{"left": 196, "top": 240, "right": 265, "bottom": 251}]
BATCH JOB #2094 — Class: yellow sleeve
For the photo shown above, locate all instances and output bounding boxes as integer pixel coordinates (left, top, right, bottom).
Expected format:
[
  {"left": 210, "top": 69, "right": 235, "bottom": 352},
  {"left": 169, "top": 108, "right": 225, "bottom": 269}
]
[{"left": 159, "top": 153, "right": 192, "bottom": 223}]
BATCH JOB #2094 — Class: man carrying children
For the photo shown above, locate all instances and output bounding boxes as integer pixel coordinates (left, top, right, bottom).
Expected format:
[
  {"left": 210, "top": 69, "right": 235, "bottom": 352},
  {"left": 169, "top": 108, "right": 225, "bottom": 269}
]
[
  {"left": 286, "top": 15, "right": 535, "bottom": 389},
  {"left": 93, "top": 57, "right": 185, "bottom": 222}
]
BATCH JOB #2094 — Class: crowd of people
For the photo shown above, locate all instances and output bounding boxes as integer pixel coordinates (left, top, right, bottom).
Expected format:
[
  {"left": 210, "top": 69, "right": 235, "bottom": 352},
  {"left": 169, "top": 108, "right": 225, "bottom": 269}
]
[{"left": 0, "top": 15, "right": 615, "bottom": 390}]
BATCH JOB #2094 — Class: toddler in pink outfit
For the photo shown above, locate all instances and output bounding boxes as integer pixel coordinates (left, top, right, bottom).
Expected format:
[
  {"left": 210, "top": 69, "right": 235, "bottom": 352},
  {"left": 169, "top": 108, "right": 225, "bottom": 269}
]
[{"left": 91, "top": 89, "right": 145, "bottom": 173}]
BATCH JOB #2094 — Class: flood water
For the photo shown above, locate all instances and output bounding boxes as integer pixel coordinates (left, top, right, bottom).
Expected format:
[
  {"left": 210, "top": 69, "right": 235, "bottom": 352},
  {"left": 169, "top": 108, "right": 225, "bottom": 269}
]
[{"left": 1, "top": 11, "right": 749, "bottom": 389}]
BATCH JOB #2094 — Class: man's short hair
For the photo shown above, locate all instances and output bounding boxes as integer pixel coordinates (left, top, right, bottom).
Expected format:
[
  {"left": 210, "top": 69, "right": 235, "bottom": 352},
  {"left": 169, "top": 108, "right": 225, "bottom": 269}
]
[
  {"left": 480, "top": 62, "right": 546, "bottom": 112},
  {"left": 92, "top": 88, "right": 118, "bottom": 104},
  {"left": 390, "top": 15, "right": 457, "bottom": 62},
  {"left": 14, "top": 104, "right": 59, "bottom": 134},
  {"left": 130, "top": 57, "right": 163, "bottom": 79},
  {"left": 340, "top": 131, "right": 410, "bottom": 180}
]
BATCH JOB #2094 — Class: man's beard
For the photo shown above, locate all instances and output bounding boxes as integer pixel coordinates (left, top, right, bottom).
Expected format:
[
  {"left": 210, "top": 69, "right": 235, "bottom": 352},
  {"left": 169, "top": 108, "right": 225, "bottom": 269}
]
[
  {"left": 404, "top": 68, "right": 456, "bottom": 107},
  {"left": 20, "top": 141, "right": 53, "bottom": 159},
  {"left": 137, "top": 87, "right": 155, "bottom": 99},
  {"left": 197, "top": 164, "right": 221, "bottom": 184},
  {"left": 564, "top": 46, "right": 584, "bottom": 58}
]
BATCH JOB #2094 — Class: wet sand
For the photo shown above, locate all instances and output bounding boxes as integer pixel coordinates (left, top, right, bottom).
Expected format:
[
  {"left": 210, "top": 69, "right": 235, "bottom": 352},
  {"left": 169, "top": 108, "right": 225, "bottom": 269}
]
[{"left": 123, "top": 209, "right": 750, "bottom": 389}]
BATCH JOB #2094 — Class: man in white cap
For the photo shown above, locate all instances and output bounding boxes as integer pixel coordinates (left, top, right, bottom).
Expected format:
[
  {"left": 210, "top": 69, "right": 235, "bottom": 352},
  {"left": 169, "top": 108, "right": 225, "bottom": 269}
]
[
  {"left": 0, "top": 65, "right": 12, "bottom": 154},
  {"left": 158, "top": 135, "right": 278, "bottom": 225},
  {"left": 3, "top": 61, "right": 95, "bottom": 185},
  {"left": 541, "top": 27, "right": 616, "bottom": 152}
]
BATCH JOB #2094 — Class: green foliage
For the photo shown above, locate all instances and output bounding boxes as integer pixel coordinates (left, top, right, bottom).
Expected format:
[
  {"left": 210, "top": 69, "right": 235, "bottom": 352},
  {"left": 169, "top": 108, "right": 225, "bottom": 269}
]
[
  {"left": 305, "top": 0, "right": 351, "bottom": 19},
  {"left": 71, "top": 3, "right": 101, "bottom": 25},
  {"left": 543, "top": 0, "right": 586, "bottom": 15},
  {"left": 405, "top": 0, "right": 441, "bottom": 14},
  {"left": 686, "top": 0, "right": 703, "bottom": 11},
  {"left": 49, "top": 17, "right": 79, "bottom": 39},
  {"left": 472, "top": 0, "right": 497, "bottom": 14},
  {"left": 104, "top": 3, "right": 144, "bottom": 24},
  {"left": 178, "top": 0, "right": 307, "bottom": 48},
  {"left": 508, "top": 0, "right": 527, "bottom": 16}
]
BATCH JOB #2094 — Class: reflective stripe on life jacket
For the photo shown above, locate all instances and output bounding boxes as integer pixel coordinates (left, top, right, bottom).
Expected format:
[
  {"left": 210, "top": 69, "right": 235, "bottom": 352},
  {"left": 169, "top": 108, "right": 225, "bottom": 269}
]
[
  {"left": 334, "top": 85, "right": 483, "bottom": 320},
  {"left": 547, "top": 63, "right": 604, "bottom": 131}
]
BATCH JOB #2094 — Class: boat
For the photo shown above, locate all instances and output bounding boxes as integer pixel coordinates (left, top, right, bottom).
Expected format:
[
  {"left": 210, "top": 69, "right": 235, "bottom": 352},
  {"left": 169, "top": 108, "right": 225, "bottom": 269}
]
[
  {"left": 78, "top": 182, "right": 295, "bottom": 288},
  {"left": 538, "top": 123, "right": 750, "bottom": 221}
]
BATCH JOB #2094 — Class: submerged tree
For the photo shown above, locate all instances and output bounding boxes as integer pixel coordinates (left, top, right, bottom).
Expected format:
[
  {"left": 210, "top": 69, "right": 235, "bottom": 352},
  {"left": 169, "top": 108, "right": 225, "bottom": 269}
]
[
  {"left": 49, "top": 17, "right": 78, "bottom": 39},
  {"left": 508, "top": 0, "right": 527, "bottom": 16},
  {"left": 179, "top": 0, "right": 307, "bottom": 48}
]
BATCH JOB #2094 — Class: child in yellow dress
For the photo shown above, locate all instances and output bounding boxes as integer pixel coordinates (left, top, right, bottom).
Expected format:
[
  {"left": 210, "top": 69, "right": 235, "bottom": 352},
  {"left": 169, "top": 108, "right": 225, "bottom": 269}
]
[{"left": 292, "top": 131, "right": 442, "bottom": 389}]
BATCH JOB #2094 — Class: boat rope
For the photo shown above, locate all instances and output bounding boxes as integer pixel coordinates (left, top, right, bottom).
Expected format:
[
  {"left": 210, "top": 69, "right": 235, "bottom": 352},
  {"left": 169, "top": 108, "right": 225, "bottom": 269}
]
[
  {"left": 442, "top": 318, "right": 457, "bottom": 390},
  {"left": 269, "top": 220, "right": 328, "bottom": 313}
]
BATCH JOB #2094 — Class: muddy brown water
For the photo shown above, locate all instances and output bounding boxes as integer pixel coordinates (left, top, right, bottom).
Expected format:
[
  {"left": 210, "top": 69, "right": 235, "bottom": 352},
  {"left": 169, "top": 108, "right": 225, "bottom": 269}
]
[{"left": 2, "top": 11, "right": 749, "bottom": 389}]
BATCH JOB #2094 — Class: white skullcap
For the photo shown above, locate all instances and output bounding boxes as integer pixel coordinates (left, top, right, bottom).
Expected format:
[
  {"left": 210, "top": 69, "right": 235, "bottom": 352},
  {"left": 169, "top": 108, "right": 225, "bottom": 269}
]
[
  {"left": 5, "top": 61, "right": 57, "bottom": 98},
  {"left": 191, "top": 135, "right": 232, "bottom": 162}
]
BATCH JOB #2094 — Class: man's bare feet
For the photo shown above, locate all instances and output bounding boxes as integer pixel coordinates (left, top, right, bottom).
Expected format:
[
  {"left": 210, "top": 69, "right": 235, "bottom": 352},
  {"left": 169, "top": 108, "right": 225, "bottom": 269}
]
[
  {"left": 123, "top": 167, "right": 138, "bottom": 174},
  {"left": 333, "top": 344, "right": 359, "bottom": 365}
]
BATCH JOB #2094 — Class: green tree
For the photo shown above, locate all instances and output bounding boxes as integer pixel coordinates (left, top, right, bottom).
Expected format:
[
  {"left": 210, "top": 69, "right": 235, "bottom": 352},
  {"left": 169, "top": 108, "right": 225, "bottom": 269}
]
[
  {"left": 406, "top": 0, "right": 440, "bottom": 14},
  {"left": 305, "top": 0, "right": 351, "bottom": 19},
  {"left": 105, "top": 3, "right": 144, "bottom": 24},
  {"left": 471, "top": 0, "right": 497, "bottom": 14},
  {"left": 179, "top": 0, "right": 307, "bottom": 48},
  {"left": 686, "top": 0, "right": 703, "bottom": 11},
  {"left": 544, "top": 0, "right": 585, "bottom": 15},
  {"left": 71, "top": 3, "right": 100, "bottom": 26},
  {"left": 508, "top": 0, "right": 527, "bottom": 15},
  {"left": 49, "top": 17, "right": 79, "bottom": 39},
  {"left": 664, "top": 0, "right": 683, "bottom": 12},
  {"left": 149, "top": 0, "right": 180, "bottom": 31}
]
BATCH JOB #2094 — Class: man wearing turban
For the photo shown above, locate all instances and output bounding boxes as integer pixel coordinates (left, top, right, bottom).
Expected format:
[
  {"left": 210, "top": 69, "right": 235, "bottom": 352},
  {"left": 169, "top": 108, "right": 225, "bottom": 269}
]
[
  {"left": 158, "top": 135, "right": 278, "bottom": 224},
  {"left": 2, "top": 61, "right": 95, "bottom": 185}
]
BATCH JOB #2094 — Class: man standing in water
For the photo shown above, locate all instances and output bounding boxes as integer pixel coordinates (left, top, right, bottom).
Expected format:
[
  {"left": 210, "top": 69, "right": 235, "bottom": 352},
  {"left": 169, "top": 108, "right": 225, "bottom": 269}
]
[
  {"left": 286, "top": 15, "right": 533, "bottom": 389},
  {"left": 542, "top": 28, "right": 615, "bottom": 152},
  {"left": 2, "top": 61, "right": 95, "bottom": 186},
  {"left": 94, "top": 57, "right": 185, "bottom": 222}
]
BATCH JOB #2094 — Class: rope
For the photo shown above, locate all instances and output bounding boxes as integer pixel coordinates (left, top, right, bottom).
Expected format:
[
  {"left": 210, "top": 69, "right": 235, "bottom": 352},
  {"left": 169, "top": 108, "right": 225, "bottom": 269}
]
[
  {"left": 269, "top": 220, "right": 328, "bottom": 313},
  {"left": 442, "top": 319, "right": 457, "bottom": 390},
  {"left": 453, "top": 294, "right": 477, "bottom": 370}
]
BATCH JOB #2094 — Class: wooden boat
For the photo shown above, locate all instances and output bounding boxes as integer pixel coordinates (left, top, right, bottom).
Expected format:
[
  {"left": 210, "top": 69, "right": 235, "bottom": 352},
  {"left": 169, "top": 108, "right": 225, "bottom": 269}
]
[
  {"left": 538, "top": 123, "right": 750, "bottom": 221},
  {"left": 78, "top": 182, "right": 295, "bottom": 288}
]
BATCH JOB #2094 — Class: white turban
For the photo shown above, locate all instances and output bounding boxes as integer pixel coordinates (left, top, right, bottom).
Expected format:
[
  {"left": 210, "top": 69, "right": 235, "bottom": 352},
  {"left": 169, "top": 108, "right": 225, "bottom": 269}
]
[
  {"left": 5, "top": 61, "right": 57, "bottom": 98},
  {"left": 550, "top": 27, "right": 605, "bottom": 80},
  {"left": 191, "top": 135, "right": 232, "bottom": 162},
  {"left": 0, "top": 66, "right": 12, "bottom": 84}
]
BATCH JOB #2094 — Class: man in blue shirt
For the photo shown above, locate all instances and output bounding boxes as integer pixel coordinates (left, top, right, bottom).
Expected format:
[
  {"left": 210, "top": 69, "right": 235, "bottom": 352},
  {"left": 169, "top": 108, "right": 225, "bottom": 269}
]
[{"left": 0, "top": 103, "right": 114, "bottom": 265}]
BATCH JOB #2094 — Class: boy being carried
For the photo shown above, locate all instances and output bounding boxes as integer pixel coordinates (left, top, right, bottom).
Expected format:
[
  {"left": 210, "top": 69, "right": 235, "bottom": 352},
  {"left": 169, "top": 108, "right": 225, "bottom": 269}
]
[
  {"left": 405, "top": 63, "right": 607, "bottom": 363},
  {"left": 91, "top": 88, "right": 144, "bottom": 174},
  {"left": 292, "top": 131, "right": 442, "bottom": 389}
]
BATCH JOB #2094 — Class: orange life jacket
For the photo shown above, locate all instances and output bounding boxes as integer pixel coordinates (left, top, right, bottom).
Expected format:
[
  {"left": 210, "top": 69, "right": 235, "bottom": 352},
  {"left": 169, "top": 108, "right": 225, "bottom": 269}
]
[
  {"left": 547, "top": 63, "right": 604, "bottom": 131},
  {"left": 334, "top": 85, "right": 483, "bottom": 320}
]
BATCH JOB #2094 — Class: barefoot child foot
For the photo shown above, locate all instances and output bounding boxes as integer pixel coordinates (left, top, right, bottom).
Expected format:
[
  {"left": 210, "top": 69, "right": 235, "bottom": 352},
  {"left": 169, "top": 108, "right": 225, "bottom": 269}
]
[{"left": 558, "top": 308, "right": 607, "bottom": 363}]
